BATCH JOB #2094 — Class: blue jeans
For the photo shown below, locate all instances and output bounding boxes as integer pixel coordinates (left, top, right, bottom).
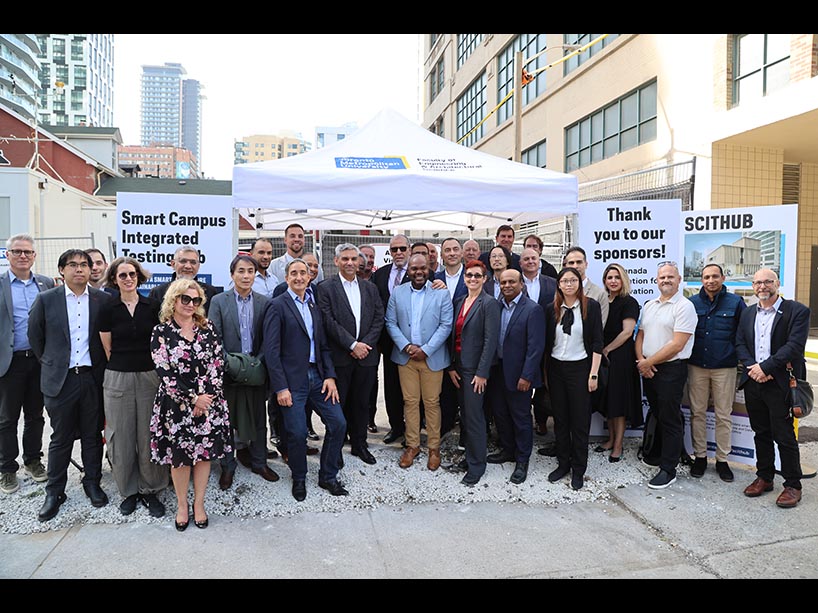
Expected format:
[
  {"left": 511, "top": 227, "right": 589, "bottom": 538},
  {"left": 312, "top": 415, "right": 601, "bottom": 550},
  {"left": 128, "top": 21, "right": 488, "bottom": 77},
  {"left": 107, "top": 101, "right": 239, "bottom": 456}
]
[{"left": 282, "top": 365, "right": 346, "bottom": 482}]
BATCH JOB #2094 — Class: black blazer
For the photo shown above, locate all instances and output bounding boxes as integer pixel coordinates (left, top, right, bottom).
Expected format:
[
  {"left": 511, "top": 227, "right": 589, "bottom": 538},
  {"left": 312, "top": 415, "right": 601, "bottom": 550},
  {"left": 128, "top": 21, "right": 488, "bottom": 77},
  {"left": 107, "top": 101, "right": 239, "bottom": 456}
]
[
  {"left": 540, "top": 258, "right": 558, "bottom": 279},
  {"left": 735, "top": 298, "right": 810, "bottom": 391},
  {"left": 544, "top": 298, "right": 604, "bottom": 365},
  {"left": 149, "top": 277, "right": 220, "bottom": 315},
  {"left": 315, "top": 276, "right": 384, "bottom": 368},
  {"left": 525, "top": 273, "right": 557, "bottom": 312},
  {"left": 449, "top": 291, "right": 500, "bottom": 379},
  {"left": 371, "top": 263, "right": 409, "bottom": 351}
]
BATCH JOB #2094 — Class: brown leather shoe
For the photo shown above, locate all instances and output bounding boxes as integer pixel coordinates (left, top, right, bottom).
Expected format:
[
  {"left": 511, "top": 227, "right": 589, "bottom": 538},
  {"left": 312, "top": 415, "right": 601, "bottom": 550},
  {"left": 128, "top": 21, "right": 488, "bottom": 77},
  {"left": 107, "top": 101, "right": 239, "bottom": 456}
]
[
  {"left": 399, "top": 446, "right": 420, "bottom": 468},
  {"left": 427, "top": 448, "right": 441, "bottom": 471},
  {"left": 218, "top": 469, "right": 234, "bottom": 491},
  {"left": 743, "top": 477, "right": 774, "bottom": 497},
  {"left": 776, "top": 486, "right": 802, "bottom": 508},
  {"left": 306, "top": 446, "right": 319, "bottom": 456},
  {"left": 252, "top": 465, "right": 280, "bottom": 483}
]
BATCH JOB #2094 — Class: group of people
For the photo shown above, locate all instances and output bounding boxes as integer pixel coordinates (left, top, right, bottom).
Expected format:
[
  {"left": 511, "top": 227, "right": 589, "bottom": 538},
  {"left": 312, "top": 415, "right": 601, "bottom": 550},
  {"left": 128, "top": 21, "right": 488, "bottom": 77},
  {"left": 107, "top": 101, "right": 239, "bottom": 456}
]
[{"left": 0, "top": 223, "right": 809, "bottom": 533}]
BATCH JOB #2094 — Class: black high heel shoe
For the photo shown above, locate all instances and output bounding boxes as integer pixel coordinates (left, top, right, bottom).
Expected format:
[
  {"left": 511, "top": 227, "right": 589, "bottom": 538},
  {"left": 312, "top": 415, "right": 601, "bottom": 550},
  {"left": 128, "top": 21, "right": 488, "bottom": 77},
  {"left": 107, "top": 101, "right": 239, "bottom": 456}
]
[
  {"left": 608, "top": 453, "right": 622, "bottom": 463},
  {"left": 194, "top": 510, "right": 209, "bottom": 529},
  {"left": 594, "top": 444, "right": 612, "bottom": 453},
  {"left": 175, "top": 509, "right": 190, "bottom": 532}
]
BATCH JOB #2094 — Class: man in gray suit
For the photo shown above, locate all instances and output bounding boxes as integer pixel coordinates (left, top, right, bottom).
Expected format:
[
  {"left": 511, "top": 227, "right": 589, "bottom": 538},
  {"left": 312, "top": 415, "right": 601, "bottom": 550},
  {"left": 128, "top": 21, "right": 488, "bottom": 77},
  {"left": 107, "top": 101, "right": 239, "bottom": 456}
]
[
  {"left": 315, "top": 243, "right": 384, "bottom": 466},
  {"left": 209, "top": 254, "right": 280, "bottom": 490},
  {"left": 0, "top": 234, "right": 54, "bottom": 495},
  {"left": 28, "top": 249, "right": 113, "bottom": 521}
]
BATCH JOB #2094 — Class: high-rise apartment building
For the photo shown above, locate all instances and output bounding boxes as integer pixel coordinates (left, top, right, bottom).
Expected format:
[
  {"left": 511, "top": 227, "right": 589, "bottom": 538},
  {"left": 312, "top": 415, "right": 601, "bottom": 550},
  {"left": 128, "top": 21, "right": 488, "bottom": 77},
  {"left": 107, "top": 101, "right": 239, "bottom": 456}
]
[
  {"left": 234, "top": 132, "right": 309, "bottom": 165},
  {"left": 34, "top": 34, "right": 114, "bottom": 128},
  {"left": 315, "top": 122, "right": 358, "bottom": 149},
  {"left": 181, "top": 78, "right": 204, "bottom": 162},
  {"left": 0, "top": 35, "right": 42, "bottom": 121}
]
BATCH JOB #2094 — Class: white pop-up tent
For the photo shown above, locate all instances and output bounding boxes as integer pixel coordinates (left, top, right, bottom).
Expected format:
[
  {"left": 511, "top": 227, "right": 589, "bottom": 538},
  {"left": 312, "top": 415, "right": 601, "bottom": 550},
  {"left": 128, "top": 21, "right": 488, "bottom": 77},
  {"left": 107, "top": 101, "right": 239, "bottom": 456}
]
[{"left": 232, "top": 107, "right": 578, "bottom": 231}]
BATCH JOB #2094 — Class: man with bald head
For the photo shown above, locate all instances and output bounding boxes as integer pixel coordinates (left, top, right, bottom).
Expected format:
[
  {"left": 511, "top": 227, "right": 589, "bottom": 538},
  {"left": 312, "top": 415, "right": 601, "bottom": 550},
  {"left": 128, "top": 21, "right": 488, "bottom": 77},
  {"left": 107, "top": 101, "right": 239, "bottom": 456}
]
[{"left": 736, "top": 268, "right": 810, "bottom": 508}]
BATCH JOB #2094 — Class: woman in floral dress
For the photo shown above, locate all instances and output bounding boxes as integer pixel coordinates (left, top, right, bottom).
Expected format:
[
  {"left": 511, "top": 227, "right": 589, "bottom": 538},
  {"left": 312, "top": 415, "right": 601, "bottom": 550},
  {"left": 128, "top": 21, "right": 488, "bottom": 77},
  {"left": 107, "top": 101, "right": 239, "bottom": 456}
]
[{"left": 150, "top": 279, "right": 231, "bottom": 531}]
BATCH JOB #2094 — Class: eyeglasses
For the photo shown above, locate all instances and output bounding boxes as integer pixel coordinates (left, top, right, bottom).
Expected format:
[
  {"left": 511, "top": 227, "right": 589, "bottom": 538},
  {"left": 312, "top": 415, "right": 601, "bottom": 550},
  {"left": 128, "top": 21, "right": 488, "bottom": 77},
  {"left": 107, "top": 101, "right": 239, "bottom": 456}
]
[
  {"left": 657, "top": 261, "right": 678, "bottom": 269},
  {"left": 559, "top": 278, "right": 579, "bottom": 285},
  {"left": 178, "top": 295, "right": 203, "bottom": 306},
  {"left": 390, "top": 246, "right": 408, "bottom": 253},
  {"left": 176, "top": 258, "right": 199, "bottom": 266},
  {"left": 8, "top": 249, "right": 35, "bottom": 257},
  {"left": 117, "top": 271, "right": 138, "bottom": 280},
  {"left": 63, "top": 261, "right": 89, "bottom": 269},
  {"left": 752, "top": 279, "right": 777, "bottom": 287},
  {"left": 464, "top": 272, "right": 484, "bottom": 279}
]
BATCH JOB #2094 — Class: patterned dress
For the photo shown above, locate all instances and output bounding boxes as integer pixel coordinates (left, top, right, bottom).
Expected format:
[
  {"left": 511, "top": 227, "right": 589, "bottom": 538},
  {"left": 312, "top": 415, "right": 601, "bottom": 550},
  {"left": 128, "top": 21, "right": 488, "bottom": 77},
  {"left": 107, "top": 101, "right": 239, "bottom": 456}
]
[{"left": 150, "top": 319, "right": 232, "bottom": 467}]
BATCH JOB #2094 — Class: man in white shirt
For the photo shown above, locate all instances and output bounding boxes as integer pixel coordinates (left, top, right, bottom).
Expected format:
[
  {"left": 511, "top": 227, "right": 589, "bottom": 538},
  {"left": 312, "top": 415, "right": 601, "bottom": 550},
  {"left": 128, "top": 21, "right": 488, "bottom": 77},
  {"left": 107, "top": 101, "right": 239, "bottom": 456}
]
[
  {"left": 564, "top": 246, "right": 608, "bottom": 326},
  {"left": 635, "top": 261, "right": 697, "bottom": 490},
  {"left": 269, "top": 223, "right": 324, "bottom": 284},
  {"left": 248, "top": 237, "right": 279, "bottom": 297}
]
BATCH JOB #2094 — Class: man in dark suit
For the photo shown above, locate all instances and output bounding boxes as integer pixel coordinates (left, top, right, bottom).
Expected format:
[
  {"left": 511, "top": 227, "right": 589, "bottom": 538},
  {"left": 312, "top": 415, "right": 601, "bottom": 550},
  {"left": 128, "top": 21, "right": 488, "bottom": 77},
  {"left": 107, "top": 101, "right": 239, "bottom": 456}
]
[
  {"left": 263, "top": 258, "right": 347, "bottom": 501},
  {"left": 523, "top": 234, "right": 559, "bottom": 279},
  {"left": 315, "top": 243, "right": 384, "bottom": 466},
  {"left": 28, "top": 249, "right": 113, "bottom": 521},
  {"left": 486, "top": 269, "right": 545, "bottom": 485},
  {"left": 478, "top": 225, "right": 522, "bottom": 272},
  {"left": 736, "top": 268, "right": 810, "bottom": 509},
  {"left": 209, "top": 254, "right": 279, "bottom": 490},
  {"left": 148, "top": 247, "right": 220, "bottom": 314},
  {"left": 0, "top": 234, "right": 54, "bottom": 495},
  {"left": 371, "top": 234, "right": 411, "bottom": 444}
]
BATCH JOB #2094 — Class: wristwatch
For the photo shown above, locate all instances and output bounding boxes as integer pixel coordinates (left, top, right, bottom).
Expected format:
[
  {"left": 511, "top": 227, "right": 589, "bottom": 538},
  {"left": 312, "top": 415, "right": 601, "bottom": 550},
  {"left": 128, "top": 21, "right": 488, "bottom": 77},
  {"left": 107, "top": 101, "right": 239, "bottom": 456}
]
[{"left": 590, "top": 374, "right": 598, "bottom": 380}]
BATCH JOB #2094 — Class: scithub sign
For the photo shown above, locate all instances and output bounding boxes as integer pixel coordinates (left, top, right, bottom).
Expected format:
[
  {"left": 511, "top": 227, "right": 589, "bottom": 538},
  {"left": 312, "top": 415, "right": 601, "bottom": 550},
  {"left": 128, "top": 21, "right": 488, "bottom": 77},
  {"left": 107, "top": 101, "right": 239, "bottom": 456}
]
[{"left": 116, "top": 193, "right": 233, "bottom": 290}]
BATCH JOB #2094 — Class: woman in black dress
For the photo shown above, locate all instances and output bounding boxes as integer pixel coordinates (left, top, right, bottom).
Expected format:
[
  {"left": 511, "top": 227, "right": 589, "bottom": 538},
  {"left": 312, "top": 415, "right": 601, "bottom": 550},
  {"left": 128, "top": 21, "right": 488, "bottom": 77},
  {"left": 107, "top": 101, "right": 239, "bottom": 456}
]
[{"left": 594, "top": 263, "right": 642, "bottom": 462}]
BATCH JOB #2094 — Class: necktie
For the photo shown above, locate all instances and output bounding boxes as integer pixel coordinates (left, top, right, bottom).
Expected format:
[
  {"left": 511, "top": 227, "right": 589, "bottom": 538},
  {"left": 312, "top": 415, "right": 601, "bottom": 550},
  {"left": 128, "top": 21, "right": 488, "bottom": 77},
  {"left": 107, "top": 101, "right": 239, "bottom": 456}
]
[{"left": 392, "top": 267, "right": 403, "bottom": 292}]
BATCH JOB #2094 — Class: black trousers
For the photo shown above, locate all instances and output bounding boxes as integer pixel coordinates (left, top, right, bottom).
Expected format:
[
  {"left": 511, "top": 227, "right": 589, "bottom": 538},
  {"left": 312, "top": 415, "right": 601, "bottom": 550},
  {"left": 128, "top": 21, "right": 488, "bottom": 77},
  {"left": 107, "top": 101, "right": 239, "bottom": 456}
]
[
  {"left": 439, "top": 370, "right": 460, "bottom": 435},
  {"left": 453, "top": 360, "right": 488, "bottom": 478},
  {"left": 368, "top": 354, "right": 380, "bottom": 425},
  {"left": 336, "top": 362, "right": 377, "bottom": 451},
  {"left": 44, "top": 370, "right": 104, "bottom": 496},
  {"left": 532, "top": 386, "right": 552, "bottom": 426},
  {"left": 487, "top": 362, "right": 533, "bottom": 462},
  {"left": 0, "top": 353, "right": 45, "bottom": 473},
  {"left": 381, "top": 341, "right": 405, "bottom": 434},
  {"left": 548, "top": 358, "right": 592, "bottom": 475},
  {"left": 641, "top": 360, "right": 688, "bottom": 475},
  {"left": 743, "top": 378, "right": 802, "bottom": 489}
]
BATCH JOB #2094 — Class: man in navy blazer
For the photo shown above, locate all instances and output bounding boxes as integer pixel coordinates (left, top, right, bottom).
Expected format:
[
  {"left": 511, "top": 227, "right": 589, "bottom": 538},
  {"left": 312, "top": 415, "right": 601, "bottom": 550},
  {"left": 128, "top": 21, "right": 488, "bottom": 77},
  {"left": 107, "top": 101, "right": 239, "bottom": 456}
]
[
  {"left": 486, "top": 269, "right": 545, "bottom": 485},
  {"left": 263, "top": 258, "right": 347, "bottom": 501},
  {"left": 735, "top": 268, "right": 810, "bottom": 508},
  {"left": 0, "top": 234, "right": 54, "bottom": 495},
  {"left": 28, "top": 249, "right": 113, "bottom": 521},
  {"left": 315, "top": 243, "right": 384, "bottom": 466}
]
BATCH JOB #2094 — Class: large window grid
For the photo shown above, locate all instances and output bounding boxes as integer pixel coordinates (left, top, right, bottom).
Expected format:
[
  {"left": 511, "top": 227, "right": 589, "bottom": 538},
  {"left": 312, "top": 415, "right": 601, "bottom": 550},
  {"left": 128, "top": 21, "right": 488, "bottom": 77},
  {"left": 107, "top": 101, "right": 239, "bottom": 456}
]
[
  {"left": 732, "top": 34, "right": 790, "bottom": 106},
  {"left": 522, "top": 139, "right": 547, "bottom": 168},
  {"left": 565, "top": 80, "right": 657, "bottom": 172},
  {"left": 457, "top": 34, "right": 483, "bottom": 68},
  {"left": 563, "top": 34, "right": 618, "bottom": 75},
  {"left": 496, "top": 34, "right": 548, "bottom": 125},
  {"left": 430, "top": 57, "right": 444, "bottom": 102},
  {"left": 456, "top": 72, "right": 486, "bottom": 147}
]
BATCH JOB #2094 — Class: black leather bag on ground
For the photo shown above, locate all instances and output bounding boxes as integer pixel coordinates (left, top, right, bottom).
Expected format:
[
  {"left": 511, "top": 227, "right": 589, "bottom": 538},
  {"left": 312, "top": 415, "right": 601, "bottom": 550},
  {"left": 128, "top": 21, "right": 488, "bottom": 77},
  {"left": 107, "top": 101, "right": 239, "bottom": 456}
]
[
  {"left": 637, "top": 408, "right": 693, "bottom": 467},
  {"left": 787, "top": 362, "right": 813, "bottom": 419}
]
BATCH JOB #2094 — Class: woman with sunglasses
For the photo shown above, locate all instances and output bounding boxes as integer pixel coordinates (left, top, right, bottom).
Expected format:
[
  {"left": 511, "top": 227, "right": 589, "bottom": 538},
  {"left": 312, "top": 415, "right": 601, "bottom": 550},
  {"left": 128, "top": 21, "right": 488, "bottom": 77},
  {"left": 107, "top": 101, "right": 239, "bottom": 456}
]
[
  {"left": 150, "top": 279, "right": 231, "bottom": 531},
  {"left": 544, "top": 267, "right": 603, "bottom": 490},
  {"left": 99, "top": 257, "right": 169, "bottom": 518},
  {"left": 447, "top": 260, "right": 500, "bottom": 486}
]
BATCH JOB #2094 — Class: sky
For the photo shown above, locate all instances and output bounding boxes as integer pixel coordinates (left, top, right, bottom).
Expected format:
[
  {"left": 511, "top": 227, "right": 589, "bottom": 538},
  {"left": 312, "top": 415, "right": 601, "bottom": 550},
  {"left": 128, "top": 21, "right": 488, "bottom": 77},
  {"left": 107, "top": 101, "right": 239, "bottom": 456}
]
[{"left": 113, "top": 34, "right": 422, "bottom": 181}]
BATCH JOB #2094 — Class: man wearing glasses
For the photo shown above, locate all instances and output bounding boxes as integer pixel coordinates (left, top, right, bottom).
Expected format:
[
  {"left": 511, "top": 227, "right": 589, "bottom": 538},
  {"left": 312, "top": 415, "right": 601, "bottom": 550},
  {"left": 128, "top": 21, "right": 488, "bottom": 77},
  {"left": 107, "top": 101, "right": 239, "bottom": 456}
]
[
  {"left": 149, "top": 247, "right": 220, "bottom": 315},
  {"left": 28, "top": 249, "right": 113, "bottom": 520},
  {"left": 0, "top": 235, "right": 54, "bottom": 495},
  {"left": 635, "top": 261, "right": 697, "bottom": 490},
  {"left": 736, "top": 269, "right": 810, "bottom": 508}
]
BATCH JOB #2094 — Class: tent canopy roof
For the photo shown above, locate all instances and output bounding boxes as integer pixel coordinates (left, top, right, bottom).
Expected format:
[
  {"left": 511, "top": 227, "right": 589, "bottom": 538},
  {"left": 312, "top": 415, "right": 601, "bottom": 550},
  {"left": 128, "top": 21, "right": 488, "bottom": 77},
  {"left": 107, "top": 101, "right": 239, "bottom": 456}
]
[{"left": 232, "top": 108, "right": 578, "bottom": 231}]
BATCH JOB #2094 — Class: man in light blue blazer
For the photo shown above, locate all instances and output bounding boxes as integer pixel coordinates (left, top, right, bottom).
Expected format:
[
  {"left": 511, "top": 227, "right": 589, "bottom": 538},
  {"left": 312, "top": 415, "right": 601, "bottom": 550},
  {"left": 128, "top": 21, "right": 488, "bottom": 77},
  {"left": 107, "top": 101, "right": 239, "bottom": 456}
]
[
  {"left": 0, "top": 234, "right": 54, "bottom": 495},
  {"left": 386, "top": 254, "right": 453, "bottom": 471}
]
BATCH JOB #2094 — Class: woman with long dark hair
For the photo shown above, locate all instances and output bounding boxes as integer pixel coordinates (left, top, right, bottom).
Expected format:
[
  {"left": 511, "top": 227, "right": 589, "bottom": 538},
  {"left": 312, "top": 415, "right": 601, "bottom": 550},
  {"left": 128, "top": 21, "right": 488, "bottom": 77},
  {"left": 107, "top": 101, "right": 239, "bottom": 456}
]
[{"left": 483, "top": 245, "right": 513, "bottom": 300}]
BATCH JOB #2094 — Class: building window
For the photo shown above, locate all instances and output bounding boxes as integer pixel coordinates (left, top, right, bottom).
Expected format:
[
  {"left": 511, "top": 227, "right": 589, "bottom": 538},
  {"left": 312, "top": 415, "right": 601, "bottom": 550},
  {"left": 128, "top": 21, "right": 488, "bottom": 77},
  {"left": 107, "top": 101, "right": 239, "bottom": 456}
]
[
  {"left": 565, "top": 80, "right": 657, "bottom": 172},
  {"left": 497, "top": 34, "right": 548, "bottom": 125},
  {"left": 71, "top": 37, "right": 85, "bottom": 61},
  {"left": 563, "top": 34, "right": 619, "bottom": 75},
  {"left": 71, "top": 90, "right": 83, "bottom": 111},
  {"left": 457, "top": 34, "right": 483, "bottom": 69},
  {"left": 521, "top": 139, "right": 546, "bottom": 168},
  {"left": 74, "top": 65, "right": 87, "bottom": 88},
  {"left": 733, "top": 34, "right": 790, "bottom": 106},
  {"left": 456, "top": 72, "right": 486, "bottom": 147},
  {"left": 429, "top": 115, "right": 444, "bottom": 138},
  {"left": 52, "top": 38, "right": 65, "bottom": 63},
  {"left": 430, "top": 34, "right": 439, "bottom": 48},
  {"left": 430, "top": 57, "right": 445, "bottom": 102}
]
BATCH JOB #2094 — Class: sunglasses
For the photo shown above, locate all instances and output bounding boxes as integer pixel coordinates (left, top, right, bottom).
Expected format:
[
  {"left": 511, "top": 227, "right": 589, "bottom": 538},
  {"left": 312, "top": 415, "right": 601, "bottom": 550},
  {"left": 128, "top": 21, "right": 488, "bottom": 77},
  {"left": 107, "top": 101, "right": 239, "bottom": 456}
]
[
  {"left": 390, "top": 246, "right": 408, "bottom": 253},
  {"left": 464, "top": 272, "right": 484, "bottom": 279},
  {"left": 657, "top": 260, "right": 678, "bottom": 269},
  {"left": 117, "top": 271, "right": 138, "bottom": 280},
  {"left": 178, "top": 295, "right": 203, "bottom": 306}
]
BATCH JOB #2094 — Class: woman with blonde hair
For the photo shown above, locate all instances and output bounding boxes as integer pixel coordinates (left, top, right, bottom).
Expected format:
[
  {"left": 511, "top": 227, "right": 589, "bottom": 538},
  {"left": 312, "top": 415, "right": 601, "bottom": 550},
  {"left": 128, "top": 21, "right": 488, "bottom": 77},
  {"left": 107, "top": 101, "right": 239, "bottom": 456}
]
[
  {"left": 150, "top": 279, "right": 231, "bottom": 530},
  {"left": 594, "top": 263, "right": 642, "bottom": 462}
]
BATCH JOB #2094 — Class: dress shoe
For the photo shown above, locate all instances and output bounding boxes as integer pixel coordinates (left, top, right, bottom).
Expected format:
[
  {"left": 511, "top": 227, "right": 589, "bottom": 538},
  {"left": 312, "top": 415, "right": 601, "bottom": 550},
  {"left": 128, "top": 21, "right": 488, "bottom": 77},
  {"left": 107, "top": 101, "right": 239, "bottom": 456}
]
[
  {"left": 509, "top": 461, "right": 528, "bottom": 484},
  {"left": 219, "top": 469, "right": 234, "bottom": 490},
  {"left": 194, "top": 511, "right": 209, "bottom": 529},
  {"left": 119, "top": 493, "right": 139, "bottom": 515},
  {"left": 83, "top": 482, "right": 109, "bottom": 508},
  {"left": 571, "top": 472, "right": 584, "bottom": 490},
  {"left": 292, "top": 480, "right": 307, "bottom": 501},
  {"left": 236, "top": 447, "right": 252, "bottom": 469},
  {"left": 453, "top": 459, "right": 468, "bottom": 473},
  {"left": 281, "top": 452, "right": 289, "bottom": 465},
  {"left": 716, "top": 461, "right": 734, "bottom": 483},
  {"left": 306, "top": 445, "right": 320, "bottom": 456},
  {"left": 399, "top": 446, "right": 421, "bottom": 468},
  {"left": 486, "top": 450, "right": 515, "bottom": 464},
  {"left": 368, "top": 423, "right": 378, "bottom": 434},
  {"left": 775, "top": 486, "right": 802, "bottom": 508},
  {"left": 427, "top": 448, "right": 441, "bottom": 471},
  {"left": 548, "top": 465, "right": 571, "bottom": 483},
  {"left": 351, "top": 447, "right": 377, "bottom": 465},
  {"left": 383, "top": 429, "right": 405, "bottom": 445},
  {"left": 608, "top": 454, "right": 622, "bottom": 463},
  {"left": 318, "top": 479, "right": 349, "bottom": 496},
  {"left": 743, "top": 477, "right": 774, "bottom": 497},
  {"left": 690, "top": 456, "right": 707, "bottom": 478},
  {"left": 252, "top": 465, "right": 280, "bottom": 482},
  {"left": 140, "top": 493, "right": 166, "bottom": 518},
  {"left": 175, "top": 509, "right": 189, "bottom": 532},
  {"left": 267, "top": 448, "right": 279, "bottom": 459},
  {"left": 38, "top": 492, "right": 67, "bottom": 522},
  {"left": 461, "top": 473, "right": 481, "bottom": 486},
  {"left": 537, "top": 442, "right": 557, "bottom": 457}
]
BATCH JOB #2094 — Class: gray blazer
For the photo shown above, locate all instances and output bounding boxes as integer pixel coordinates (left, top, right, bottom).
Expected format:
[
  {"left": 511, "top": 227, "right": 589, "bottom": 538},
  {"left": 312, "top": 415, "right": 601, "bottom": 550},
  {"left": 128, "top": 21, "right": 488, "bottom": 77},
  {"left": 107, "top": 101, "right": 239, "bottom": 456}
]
[
  {"left": 0, "top": 271, "right": 54, "bottom": 377},
  {"left": 209, "top": 289, "right": 270, "bottom": 357},
  {"left": 27, "top": 285, "right": 111, "bottom": 397},
  {"left": 449, "top": 291, "right": 500, "bottom": 379},
  {"left": 584, "top": 279, "right": 609, "bottom": 326}
]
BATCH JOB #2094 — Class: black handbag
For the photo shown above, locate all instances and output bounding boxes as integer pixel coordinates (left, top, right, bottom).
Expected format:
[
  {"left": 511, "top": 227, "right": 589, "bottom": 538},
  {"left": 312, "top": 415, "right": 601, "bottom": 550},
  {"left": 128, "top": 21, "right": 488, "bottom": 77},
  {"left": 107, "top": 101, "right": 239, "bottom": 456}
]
[
  {"left": 787, "top": 362, "right": 813, "bottom": 419},
  {"left": 591, "top": 354, "right": 610, "bottom": 416}
]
